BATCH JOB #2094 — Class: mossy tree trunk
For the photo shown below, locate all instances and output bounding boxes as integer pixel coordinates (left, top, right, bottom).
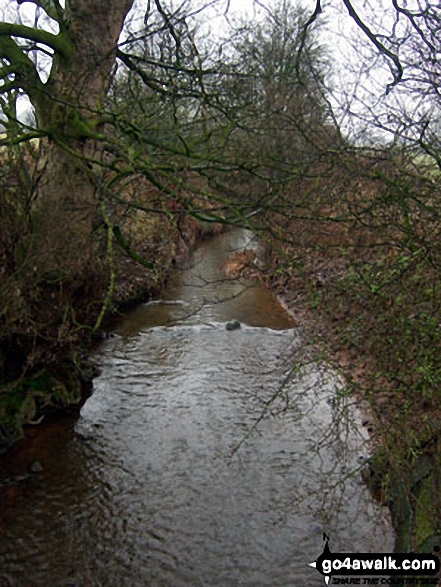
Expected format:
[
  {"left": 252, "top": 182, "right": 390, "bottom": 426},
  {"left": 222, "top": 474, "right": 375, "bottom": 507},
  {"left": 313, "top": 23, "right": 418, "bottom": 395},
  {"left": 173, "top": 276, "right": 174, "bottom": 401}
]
[{"left": 0, "top": 0, "right": 134, "bottom": 279}]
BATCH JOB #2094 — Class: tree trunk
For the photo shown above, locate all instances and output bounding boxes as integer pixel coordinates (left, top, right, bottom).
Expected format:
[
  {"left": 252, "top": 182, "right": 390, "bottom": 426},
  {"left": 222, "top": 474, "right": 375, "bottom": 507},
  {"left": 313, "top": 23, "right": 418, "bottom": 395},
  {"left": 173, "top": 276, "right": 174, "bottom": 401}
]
[
  {"left": 30, "top": 0, "right": 134, "bottom": 281},
  {"left": 32, "top": 140, "right": 100, "bottom": 278}
]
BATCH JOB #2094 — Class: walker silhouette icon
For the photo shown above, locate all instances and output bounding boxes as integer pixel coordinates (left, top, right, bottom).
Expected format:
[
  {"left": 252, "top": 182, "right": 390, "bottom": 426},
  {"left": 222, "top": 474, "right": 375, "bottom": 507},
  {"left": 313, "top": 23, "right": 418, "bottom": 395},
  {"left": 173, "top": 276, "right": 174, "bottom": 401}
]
[{"left": 308, "top": 533, "right": 333, "bottom": 585}]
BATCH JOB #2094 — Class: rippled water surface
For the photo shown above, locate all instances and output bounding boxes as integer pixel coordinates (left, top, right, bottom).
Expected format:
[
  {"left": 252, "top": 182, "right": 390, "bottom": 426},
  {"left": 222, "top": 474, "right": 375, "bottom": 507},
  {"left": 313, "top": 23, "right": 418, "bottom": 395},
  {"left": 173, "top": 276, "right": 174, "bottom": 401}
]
[{"left": 0, "top": 230, "right": 393, "bottom": 586}]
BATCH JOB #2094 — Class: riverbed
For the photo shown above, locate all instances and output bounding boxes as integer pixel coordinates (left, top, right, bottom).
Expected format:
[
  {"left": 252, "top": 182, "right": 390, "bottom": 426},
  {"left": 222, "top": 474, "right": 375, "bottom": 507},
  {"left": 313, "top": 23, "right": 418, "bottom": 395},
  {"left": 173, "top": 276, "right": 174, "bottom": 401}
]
[{"left": 0, "top": 229, "right": 393, "bottom": 586}]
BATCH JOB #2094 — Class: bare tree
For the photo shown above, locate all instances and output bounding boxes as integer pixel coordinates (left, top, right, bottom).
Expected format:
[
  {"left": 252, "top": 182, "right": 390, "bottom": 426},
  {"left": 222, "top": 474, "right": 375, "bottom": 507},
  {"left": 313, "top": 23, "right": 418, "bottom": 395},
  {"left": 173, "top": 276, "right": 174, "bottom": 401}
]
[{"left": 304, "top": 1, "right": 440, "bottom": 164}]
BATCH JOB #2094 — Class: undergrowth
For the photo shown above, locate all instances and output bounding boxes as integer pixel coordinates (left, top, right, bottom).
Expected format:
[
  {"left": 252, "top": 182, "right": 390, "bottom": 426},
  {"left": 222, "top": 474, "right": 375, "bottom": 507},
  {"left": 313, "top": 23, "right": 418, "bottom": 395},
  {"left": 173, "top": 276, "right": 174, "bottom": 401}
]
[{"left": 263, "top": 148, "right": 441, "bottom": 553}]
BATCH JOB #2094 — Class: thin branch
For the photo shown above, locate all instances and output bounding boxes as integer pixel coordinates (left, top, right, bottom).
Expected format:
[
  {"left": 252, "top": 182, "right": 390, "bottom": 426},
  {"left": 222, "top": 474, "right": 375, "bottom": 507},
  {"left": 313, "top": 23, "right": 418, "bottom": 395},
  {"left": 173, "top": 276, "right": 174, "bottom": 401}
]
[
  {"left": 296, "top": 0, "right": 322, "bottom": 79},
  {"left": 153, "top": 0, "right": 181, "bottom": 62},
  {"left": 341, "top": 0, "right": 403, "bottom": 93},
  {"left": 0, "top": 62, "right": 14, "bottom": 80},
  {"left": 112, "top": 226, "right": 154, "bottom": 268},
  {"left": 94, "top": 201, "right": 116, "bottom": 331},
  {"left": 0, "top": 129, "right": 46, "bottom": 147},
  {"left": 391, "top": 0, "right": 436, "bottom": 53},
  {"left": 17, "top": 0, "right": 64, "bottom": 25},
  {"left": 0, "top": 34, "right": 45, "bottom": 101},
  {"left": 116, "top": 49, "right": 168, "bottom": 95}
]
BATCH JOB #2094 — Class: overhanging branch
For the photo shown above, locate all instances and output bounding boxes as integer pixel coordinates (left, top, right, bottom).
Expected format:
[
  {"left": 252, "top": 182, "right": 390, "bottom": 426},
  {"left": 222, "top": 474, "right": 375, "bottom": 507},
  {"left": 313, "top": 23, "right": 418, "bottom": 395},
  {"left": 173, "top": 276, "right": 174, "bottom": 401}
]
[
  {"left": 391, "top": 0, "right": 436, "bottom": 53},
  {"left": 341, "top": 0, "right": 403, "bottom": 93},
  {"left": 0, "top": 35, "right": 44, "bottom": 100},
  {"left": 299, "top": 0, "right": 405, "bottom": 93},
  {"left": 153, "top": 0, "right": 181, "bottom": 61},
  {"left": 116, "top": 48, "right": 168, "bottom": 95},
  {"left": 17, "top": 0, "right": 64, "bottom": 25},
  {"left": 296, "top": 0, "right": 322, "bottom": 79},
  {"left": 0, "top": 21, "right": 69, "bottom": 59}
]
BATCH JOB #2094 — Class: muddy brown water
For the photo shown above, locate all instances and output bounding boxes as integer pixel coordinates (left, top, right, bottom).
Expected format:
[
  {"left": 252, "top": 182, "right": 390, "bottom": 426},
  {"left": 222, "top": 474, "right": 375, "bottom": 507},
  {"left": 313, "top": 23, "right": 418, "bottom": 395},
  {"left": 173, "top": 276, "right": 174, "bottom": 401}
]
[{"left": 0, "top": 230, "right": 393, "bottom": 586}]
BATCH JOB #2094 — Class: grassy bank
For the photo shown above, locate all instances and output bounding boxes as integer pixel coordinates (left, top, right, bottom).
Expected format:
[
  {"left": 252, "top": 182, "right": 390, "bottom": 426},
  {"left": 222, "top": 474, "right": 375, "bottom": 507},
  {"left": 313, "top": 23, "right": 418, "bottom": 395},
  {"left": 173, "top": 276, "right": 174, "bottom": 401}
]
[{"left": 257, "top": 151, "right": 441, "bottom": 563}]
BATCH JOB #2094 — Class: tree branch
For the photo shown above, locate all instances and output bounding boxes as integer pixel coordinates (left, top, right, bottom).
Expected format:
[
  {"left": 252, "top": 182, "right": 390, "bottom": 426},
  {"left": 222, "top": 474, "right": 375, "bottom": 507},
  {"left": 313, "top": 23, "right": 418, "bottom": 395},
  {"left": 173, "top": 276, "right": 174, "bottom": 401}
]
[
  {"left": 116, "top": 49, "right": 168, "bottom": 95},
  {"left": 17, "top": 0, "right": 64, "bottom": 25},
  {"left": 112, "top": 226, "right": 154, "bottom": 268},
  {"left": 0, "top": 62, "right": 14, "bottom": 80},
  {"left": 296, "top": 0, "right": 322, "bottom": 80},
  {"left": 341, "top": 0, "right": 403, "bottom": 93},
  {"left": 0, "top": 129, "right": 46, "bottom": 147},
  {"left": 0, "top": 79, "right": 21, "bottom": 93},
  {"left": 0, "top": 21, "right": 70, "bottom": 59},
  {"left": 153, "top": 0, "right": 181, "bottom": 62},
  {"left": 391, "top": 0, "right": 436, "bottom": 53},
  {"left": 0, "top": 34, "right": 44, "bottom": 101}
]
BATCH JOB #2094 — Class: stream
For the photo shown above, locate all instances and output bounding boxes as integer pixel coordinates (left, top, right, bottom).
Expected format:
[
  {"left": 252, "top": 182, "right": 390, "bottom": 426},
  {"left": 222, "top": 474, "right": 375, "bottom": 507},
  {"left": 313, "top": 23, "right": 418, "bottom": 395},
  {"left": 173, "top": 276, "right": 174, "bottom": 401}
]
[{"left": 0, "top": 229, "right": 393, "bottom": 586}]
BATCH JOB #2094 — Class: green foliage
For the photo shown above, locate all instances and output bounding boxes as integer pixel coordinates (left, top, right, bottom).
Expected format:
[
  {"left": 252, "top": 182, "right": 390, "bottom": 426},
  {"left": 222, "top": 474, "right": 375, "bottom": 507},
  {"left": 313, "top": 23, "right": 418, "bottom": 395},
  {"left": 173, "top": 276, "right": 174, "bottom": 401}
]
[{"left": 0, "top": 363, "right": 88, "bottom": 453}]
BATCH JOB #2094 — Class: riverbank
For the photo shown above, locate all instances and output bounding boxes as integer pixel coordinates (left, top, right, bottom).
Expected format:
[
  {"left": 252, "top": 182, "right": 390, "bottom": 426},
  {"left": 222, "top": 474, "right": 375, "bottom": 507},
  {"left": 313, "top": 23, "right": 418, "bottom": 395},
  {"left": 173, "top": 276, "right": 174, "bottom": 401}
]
[
  {"left": 0, "top": 187, "right": 222, "bottom": 454},
  {"left": 255, "top": 228, "right": 440, "bottom": 570}
]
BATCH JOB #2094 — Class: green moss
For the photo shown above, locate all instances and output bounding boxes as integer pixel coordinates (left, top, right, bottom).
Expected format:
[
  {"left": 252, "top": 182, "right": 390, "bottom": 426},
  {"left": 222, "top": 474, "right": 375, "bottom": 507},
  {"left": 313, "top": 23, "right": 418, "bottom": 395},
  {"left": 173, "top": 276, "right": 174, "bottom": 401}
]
[
  {"left": 414, "top": 473, "right": 439, "bottom": 552},
  {"left": 389, "top": 476, "right": 414, "bottom": 553},
  {"left": 28, "top": 370, "right": 53, "bottom": 393},
  {"left": 2, "top": 382, "right": 27, "bottom": 417},
  {"left": 47, "top": 103, "right": 97, "bottom": 141},
  {"left": 0, "top": 361, "right": 89, "bottom": 453},
  {"left": 372, "top": 439, "right": 441, "bottom": 560}
]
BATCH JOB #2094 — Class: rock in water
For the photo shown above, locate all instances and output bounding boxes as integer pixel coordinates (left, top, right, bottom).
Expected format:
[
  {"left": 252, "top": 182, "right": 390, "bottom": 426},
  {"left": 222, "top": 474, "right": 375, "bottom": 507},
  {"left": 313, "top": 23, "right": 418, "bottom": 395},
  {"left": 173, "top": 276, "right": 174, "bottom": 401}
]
[
  {"left": 29, "top": 460, "right": 44, "bottom": 474},
  {"left": 226, "top": 320, "right": 241, "bottom": 331}
]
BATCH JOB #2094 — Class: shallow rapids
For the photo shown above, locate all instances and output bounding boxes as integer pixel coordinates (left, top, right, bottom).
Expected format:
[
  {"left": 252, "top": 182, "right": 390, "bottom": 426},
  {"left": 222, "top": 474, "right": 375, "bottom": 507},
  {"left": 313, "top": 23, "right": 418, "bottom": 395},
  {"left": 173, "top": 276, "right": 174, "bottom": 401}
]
[{"left": 0, "top": 230, "right": 393, "bottom": 586}]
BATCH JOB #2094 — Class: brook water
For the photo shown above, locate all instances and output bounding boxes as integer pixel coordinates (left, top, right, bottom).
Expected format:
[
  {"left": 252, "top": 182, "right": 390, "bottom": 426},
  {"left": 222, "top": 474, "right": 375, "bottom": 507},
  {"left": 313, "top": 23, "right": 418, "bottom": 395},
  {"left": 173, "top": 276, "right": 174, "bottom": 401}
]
[{"left": 0, "top": 230, "right": 393, "bottom": 586}]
